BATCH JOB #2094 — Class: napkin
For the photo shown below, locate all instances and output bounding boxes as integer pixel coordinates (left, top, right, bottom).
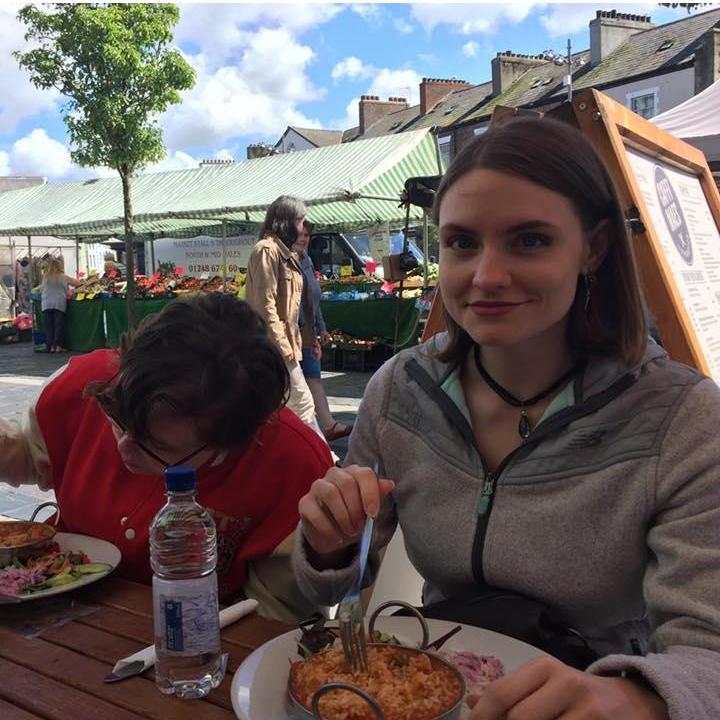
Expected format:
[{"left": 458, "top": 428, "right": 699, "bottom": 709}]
[{"left": 111, "top": 598, "right": 258, "bottom": 676}]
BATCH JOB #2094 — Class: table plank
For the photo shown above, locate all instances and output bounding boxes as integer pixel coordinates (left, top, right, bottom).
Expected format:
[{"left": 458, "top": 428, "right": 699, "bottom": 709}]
[
  {"left": 0, "top": 657, "right": 146, "bottom": 720},
  {"left": 40, "top": 622, "right": 246, "bottom": 711},
  {"left": 0, "top": 697, "right": 45, "bottom": 720},
  {"left": 0, "top": 631, "right": 234, "bottom": 720}
]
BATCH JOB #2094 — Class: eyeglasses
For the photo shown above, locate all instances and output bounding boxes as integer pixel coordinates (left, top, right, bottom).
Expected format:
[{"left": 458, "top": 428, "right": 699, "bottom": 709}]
[{"left": 101, "top": 403, "right": 210, "bottom": 471}]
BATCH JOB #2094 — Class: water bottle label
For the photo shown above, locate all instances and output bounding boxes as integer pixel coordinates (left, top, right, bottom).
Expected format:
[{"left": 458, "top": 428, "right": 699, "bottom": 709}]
[{"left": 154, "top": 575, "right": 221, "bottom": 657}]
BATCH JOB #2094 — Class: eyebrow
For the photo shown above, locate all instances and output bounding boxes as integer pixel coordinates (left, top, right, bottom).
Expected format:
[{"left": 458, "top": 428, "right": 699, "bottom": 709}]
[{"left": 439, "top": 220, "right": 559, "bottom": 234}]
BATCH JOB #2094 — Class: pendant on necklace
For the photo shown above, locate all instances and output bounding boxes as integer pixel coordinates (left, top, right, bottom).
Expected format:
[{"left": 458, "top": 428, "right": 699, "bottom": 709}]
[{"left": 518, "top": 410, "right": 532, "bottom": 440}]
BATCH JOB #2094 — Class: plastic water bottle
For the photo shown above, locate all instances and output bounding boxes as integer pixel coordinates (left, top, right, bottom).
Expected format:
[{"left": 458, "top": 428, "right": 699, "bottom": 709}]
[{"left": 150, "top": 466, "right": 224, "bottom": 698}]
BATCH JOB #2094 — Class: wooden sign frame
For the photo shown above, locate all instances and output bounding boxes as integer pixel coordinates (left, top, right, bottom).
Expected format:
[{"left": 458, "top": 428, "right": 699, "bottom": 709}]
[
  {"left": 423, "top": 89, "right": 720, "bottom": 380},
  {"left": 571, "top": 89, "right": 720, "bottom": 376}
]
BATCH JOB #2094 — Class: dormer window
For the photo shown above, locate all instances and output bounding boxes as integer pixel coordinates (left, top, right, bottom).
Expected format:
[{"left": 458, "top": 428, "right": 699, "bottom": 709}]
[{"left": 657, "top": 39, "right": 675, "bottom": 52}]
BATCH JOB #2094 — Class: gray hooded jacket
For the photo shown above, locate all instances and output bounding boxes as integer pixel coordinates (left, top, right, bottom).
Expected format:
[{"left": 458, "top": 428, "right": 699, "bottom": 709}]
[{"left": 293, "top": 335, "right": 720, "bottom": 718}]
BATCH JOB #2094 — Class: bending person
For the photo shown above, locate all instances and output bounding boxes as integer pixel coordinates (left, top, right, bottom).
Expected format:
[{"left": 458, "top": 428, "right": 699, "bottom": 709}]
[
  {"left": 246, "top": 195, "right": 324, "bottom": 439},
  {"left": 293, "top": 117, "right": 720, "bottom": 718},
  {"left": 0, "top": 293, "right": 333, "bottom": 623}
]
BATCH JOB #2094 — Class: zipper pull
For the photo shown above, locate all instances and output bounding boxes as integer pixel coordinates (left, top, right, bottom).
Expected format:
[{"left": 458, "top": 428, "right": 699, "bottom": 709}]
[{"left": 477, "top": 473, "right": 495, "bottom": 516}]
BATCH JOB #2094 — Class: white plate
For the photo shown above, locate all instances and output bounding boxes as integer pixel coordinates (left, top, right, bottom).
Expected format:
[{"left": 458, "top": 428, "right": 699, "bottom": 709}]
[
  {"left": 3, "top": 532, "right": 121, "bottom": 602},
  {"left": 230, "top": 616, "right": 548, "bottom": 720}
]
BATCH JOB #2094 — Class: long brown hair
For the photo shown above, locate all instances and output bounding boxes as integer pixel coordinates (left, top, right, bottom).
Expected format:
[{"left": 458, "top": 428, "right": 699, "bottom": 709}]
[{"left": 433, "top": 116, "right": 647, "bottom": 367}]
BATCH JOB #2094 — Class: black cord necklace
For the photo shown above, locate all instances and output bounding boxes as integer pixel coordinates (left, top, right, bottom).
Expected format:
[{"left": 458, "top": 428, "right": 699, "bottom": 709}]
[{"left": 473, "top": 345, "right": 582, "bottom": 440}]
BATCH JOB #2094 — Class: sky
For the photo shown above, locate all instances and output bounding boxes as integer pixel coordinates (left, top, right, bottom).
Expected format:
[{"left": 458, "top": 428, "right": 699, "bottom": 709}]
[{"left": 0, "top": 1, "right": 697, "bottom": 182}]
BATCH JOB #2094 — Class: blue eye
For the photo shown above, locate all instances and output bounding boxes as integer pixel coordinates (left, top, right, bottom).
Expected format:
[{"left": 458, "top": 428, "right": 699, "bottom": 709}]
[
  {"left": 515, "top": 233, "right": 550, "bottom": 249},
  {"left": 446, "top": 235, "right": 476, "bottom": 251}
]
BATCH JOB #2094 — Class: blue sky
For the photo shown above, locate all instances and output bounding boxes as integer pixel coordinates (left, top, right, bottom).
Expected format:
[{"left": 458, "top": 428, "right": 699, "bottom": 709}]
[{"left": 0, "top": 2, "right": 694, "bottom": 180}]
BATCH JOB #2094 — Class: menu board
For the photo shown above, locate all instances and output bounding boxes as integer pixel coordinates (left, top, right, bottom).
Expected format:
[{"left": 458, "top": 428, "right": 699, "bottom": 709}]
[{"left": 624, "top": 146, "right": 720, "bottom": 379}]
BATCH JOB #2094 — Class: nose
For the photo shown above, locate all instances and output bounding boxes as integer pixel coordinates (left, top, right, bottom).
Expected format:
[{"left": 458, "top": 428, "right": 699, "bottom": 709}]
[{"left": 471, "top": 245, "right": 511, "bottom": 290}]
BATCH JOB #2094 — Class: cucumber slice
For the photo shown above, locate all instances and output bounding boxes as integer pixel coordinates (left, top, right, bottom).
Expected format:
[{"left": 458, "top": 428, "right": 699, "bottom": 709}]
[{"left": 74, "top": 562, "right": 112, "bottom": 575}]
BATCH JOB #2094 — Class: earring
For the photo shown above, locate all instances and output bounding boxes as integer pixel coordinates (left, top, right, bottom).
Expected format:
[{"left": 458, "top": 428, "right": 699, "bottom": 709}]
[{"left": 583, "top": 271, "right": 597, "bottom": 313}]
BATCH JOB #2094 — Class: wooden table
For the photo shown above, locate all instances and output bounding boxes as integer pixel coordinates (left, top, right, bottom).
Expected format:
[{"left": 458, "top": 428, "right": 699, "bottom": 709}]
[{"left": 0, "top": 577, "right": 291, "bottom": 719}]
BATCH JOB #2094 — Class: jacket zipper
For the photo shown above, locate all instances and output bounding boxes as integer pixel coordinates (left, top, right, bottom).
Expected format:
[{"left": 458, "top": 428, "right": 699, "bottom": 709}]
[{"left": 405, "top": 358, "right": 636, "bottom": 586}]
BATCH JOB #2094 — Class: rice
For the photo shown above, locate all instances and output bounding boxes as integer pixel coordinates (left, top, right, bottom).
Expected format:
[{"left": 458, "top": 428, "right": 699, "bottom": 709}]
[
  {"left": 289, "top": 645, "right": 463, "bottom": 720},
  {"left": 0, "top": 566, "right": 47, "bottom": 596}
]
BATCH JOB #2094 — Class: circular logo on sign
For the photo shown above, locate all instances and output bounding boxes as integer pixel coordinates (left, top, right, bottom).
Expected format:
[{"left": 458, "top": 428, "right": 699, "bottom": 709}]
[{"left": 654, "top": 165, "right": 693, "bottom": 265}]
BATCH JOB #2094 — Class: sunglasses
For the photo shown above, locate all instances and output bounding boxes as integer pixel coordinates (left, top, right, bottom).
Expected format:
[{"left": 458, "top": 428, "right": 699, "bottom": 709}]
[{"left": 100, "top": 402, "right": 210, "bottom": 471}]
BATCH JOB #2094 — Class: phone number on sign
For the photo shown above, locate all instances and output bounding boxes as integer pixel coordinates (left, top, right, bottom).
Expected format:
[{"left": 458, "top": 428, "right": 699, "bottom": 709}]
[{"left": 186, "top": 264, "right": 242, "bottom": 273}]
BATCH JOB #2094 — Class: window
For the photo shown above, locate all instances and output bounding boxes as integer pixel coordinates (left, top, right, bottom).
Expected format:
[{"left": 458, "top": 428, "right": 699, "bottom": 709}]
[
  {"left": 657, "top": 39, "right": 674, "bottom": 52},
  {"left": 627, "top": 87, "right": 659, "bottom": 119},
  {"left": 437, "top": 135, "right": 453, "bottom": 168}
]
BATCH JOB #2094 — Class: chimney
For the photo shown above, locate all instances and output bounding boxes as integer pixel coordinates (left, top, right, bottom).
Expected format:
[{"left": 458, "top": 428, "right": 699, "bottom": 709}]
[
  {"left": 491, "top": 52, "right": 547, "bottom": 97},
  {"left": 358, "top": 95, "right": 409, "bottom": 134},
  {"left": 695, "top": 27, "right": 720, "bottom": 94},
  {"left": 419, "top": 78, "right": 471, "bottom": 115},
  {"left": 589, "top": 10, "right": 654, "bottom": 66},
  {"left": 245, "top": 144, "right": 275, "bottom": 160}
]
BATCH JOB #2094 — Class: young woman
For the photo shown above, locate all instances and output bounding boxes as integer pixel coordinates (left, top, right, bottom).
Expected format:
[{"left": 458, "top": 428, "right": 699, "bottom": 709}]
[
  {"left": 38, "top": 257, "right": 80, "bottom": 352},
  {"left": 0, "top": 293, "right": 333, "bottom": 623},
  {"left": 294, "top": 220, "right": 352, "bottom": 442},
  {"left": 292, "top": 117, "right": 720, "bottom": 718},
  {"left": 246, "top": 195, "right": 324, "bottom": 438}
]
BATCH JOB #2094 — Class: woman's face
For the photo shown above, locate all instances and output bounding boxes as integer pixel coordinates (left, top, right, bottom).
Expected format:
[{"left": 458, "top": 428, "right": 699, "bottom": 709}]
[
  {"left": 109, "top": 404, "right": 213, "bottom": 475},
  {"left": 293, "top": 227, "right": 310, "bottom": 253},
  {"left": 438, "top": 168, "right": 603, "bottom": 351}
]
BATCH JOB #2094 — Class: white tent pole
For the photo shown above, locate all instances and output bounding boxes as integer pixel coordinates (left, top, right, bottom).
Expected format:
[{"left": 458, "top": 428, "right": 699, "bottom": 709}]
[
  {"left": 75, "top": 237, "right": 80, "bottom": 277},
  {"left": 222, "top": 220, "right": 227, "bottom": 291},
  {"left": 150, "top": 236, "right": 156, "bottom": 274},
  {"left": 27, "top": 235, "right": 33, "bottom": 286},
  {"left": 422, "top": 209, "right": 429, "bottom": 290}
]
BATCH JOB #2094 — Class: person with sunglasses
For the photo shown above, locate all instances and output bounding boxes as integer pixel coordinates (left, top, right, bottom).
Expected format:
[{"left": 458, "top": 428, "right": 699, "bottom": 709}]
[{"left": 0, "top": 293, "right": 333, "bottom": 623}]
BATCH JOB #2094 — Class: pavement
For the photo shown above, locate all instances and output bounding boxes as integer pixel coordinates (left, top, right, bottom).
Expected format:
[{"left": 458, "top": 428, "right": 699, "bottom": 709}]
[{"left": 0, "top": 341, "right": 370, "bottom": 520}]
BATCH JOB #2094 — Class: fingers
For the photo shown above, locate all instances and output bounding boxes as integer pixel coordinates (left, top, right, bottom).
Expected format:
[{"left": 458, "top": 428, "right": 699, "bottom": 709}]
[
  {"left": 298, "top": 464, "right": 394, "bottom": 556},
  {"left": 469, "top": 657, "right": 558, "bottom": 719}
]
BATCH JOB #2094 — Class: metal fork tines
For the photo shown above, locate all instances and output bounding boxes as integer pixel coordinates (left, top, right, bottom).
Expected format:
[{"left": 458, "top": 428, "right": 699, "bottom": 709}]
[
  {"left": 338, "top": 590, "right": 368, "bottom": 673},
  {"left": 338, "top": 513, "right": 374, "bottom": 674}
]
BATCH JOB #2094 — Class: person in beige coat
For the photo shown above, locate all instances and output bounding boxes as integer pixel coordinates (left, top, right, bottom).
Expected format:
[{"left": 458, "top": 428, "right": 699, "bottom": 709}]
[{"left": 246, "top": 195, "right": 323, "bottom": 438}]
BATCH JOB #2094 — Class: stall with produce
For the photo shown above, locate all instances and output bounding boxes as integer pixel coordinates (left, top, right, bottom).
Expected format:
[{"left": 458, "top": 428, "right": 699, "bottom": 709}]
[{"left": 1, "top": 130, "right": 442, "bottom": 353}]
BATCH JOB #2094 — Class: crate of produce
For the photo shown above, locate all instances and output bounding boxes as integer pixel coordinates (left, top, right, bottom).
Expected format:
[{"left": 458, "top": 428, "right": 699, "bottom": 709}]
[{"left": 320, "top": 346, "right": 339, "bottom": 372}]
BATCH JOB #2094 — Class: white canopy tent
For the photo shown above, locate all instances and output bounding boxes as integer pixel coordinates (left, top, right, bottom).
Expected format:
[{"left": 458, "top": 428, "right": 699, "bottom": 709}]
[{"left": 653, "top": 79, "right": 720, "bottom": 163}]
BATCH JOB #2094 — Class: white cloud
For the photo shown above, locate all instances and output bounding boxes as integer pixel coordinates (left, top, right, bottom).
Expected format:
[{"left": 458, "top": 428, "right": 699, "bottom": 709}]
[
  {"left": 394, "top": 17, "right": 414, "bottom": 34},
  {"left": 369, "top": 69, "right": 421, "bottom": 106},
  {"left": 332, "top": 56, "right": 374, "bottom": 81},
  {"left": 0, "top": 150, "right": 10, "bottom": 176},
  {"left": 462, "top": 41, "right": 479, "bottom": 58},
  {"left": 0, "top": 4, "right": 62, "bottom": 133},
  {"left": 161, "top": 41, "right": 323, "bottom": 148},
  {"left": 213, "top": 148, "right": 236, "bottom": 162},
  {"left": 539, "top": 3, "right": 662, "bottom": 37},
  {"left": 411, "top": 3, "right": 537, "bottom": 35},
  {"left": 9, "top": 129, "right": 73, "bottom": 178},
  {"left": 175, "top": 4, "right": 342, "bottom": 69},
  {"left": 143, "top": 150, "right": 199, "bottom": 174},
  {"left": 351, "top": 4, "right": 382, "bottom": 20},
  {"left": 330, "top": 97, "right": 361, "bottom": 133}
]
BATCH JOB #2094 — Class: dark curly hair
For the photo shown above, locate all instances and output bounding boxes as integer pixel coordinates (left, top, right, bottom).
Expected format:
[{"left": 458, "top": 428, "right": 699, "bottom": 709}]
[{"left": 87, "top": 294, "right": 289, "bottom": 450}]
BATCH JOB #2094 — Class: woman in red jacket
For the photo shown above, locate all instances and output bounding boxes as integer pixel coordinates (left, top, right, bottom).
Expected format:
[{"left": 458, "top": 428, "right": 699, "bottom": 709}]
[{"left": 0, "top": 293, "right": 333, "bottom": 622}]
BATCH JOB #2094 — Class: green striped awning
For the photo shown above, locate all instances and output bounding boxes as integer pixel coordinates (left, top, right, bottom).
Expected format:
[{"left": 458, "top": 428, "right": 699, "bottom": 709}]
[{"left": 0, "top": 129, "right": 442, "bottom": 240}]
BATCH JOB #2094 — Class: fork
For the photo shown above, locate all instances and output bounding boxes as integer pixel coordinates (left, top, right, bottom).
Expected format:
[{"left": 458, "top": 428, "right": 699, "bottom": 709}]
[{"left": 337, "top": 468, "right": 376, "bottom": 674}]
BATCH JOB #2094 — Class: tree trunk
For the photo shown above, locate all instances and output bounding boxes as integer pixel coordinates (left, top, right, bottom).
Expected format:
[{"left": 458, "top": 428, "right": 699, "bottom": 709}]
[{"left": 120, "top": 169, "right": 137, "bottom": 330}]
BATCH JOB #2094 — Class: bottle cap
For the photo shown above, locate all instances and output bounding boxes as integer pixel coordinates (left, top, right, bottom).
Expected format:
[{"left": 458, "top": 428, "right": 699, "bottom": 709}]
[{"left": 164, "top": 466, "right": 196, "bottom": 492}]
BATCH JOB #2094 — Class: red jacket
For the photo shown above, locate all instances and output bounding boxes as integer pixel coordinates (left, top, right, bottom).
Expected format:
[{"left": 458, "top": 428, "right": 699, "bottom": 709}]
[{"left": 35, "top": 350, "right": 332, "bottom": 600}]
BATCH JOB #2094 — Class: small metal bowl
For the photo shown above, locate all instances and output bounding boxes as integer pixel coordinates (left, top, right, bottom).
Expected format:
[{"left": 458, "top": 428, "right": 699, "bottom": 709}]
[
  {"left": 288, "top": 602, "right": 465, "bottom": 720},
  {"left": 0, "top": 502, "right": 60, "bottom": 566}
]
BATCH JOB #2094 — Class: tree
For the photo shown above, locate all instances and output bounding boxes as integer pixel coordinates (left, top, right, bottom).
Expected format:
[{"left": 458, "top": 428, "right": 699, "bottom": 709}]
[
  {"left": 15, "top": 4, "right": 195, "bottom": 328},
  {"left": 658, "top": 3, "right": 712, "bottom": 11}
]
